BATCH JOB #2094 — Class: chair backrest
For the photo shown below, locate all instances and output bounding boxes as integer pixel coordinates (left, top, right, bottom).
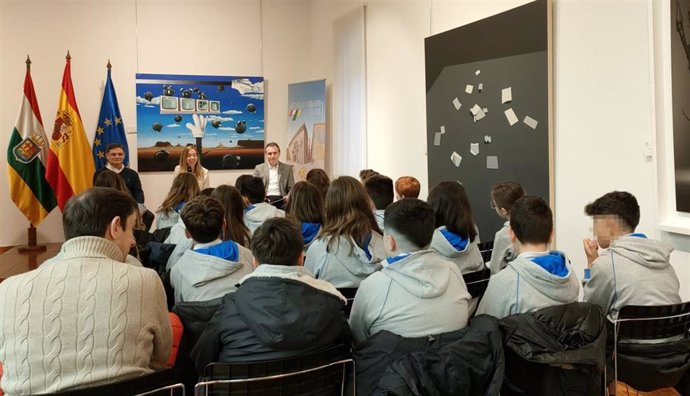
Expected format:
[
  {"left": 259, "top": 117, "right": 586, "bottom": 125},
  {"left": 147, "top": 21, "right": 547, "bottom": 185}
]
[
  {"left": 197, "top": 344, "right": 353, "bottom": 396},
  {"left": 337, "top": 287, "right": 357, "bottom": 318},
  {"left": 42, "top": 369, "right": 175, "bottom": 396},
  {"left": 463, "top": 269, "right": 491, "bottom": 299},
  {"left": 477, "top": 241, "right": 494, "bottom": 264},
  {"left": 616, "top": 302, "right": 690, "bottom": 340}
]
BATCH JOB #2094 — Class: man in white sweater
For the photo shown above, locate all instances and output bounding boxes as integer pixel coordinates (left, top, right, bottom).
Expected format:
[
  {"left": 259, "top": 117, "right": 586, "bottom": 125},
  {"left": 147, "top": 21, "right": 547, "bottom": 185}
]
[{"left": 0, "top": 187, "right": 172, "bottom": 395}]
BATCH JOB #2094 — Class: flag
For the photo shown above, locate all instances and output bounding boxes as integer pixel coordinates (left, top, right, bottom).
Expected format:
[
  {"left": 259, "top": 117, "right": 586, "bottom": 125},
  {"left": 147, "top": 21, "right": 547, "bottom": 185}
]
[
  {"left": 92, "top": 63, "right": 129, "bottom": 169},
  {"left": 45, "top": 53, "right": 96, "bottom": 210},
  {"left": 7, "top": 58, "right": 58, "bottom": 225}
]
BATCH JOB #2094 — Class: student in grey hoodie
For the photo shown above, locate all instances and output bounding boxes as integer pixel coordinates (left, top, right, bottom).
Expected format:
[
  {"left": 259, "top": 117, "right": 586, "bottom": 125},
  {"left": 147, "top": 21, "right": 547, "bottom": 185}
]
[
  {"left": 583, "top": 191, "right": 680, "bottom": 319},
  {"left": 363, "top": 174, "right": 394, "bottom": 231},
  {"left": 285, "top": 181, "right": 324, "bottom": 252},
  {"left": 488, "top": 181, "right": 526, "bottom": 274},
  {"left": 239, "top": 176, "right": 285, "bottom": 234},
  {"left": 427, "top": 181, "right": 485, "bottom": 274},
  {"left": 349, "top": 198, "right": 471, "bottom": 344},
  {"left": 476, "top": 196, "right": 579, "bottom": 319},
  {"left": 305, "top": 176, "right": 385, "bottom": 288},
  {"left": 170, "top": 196, "right": 253, "bottom": 304}
]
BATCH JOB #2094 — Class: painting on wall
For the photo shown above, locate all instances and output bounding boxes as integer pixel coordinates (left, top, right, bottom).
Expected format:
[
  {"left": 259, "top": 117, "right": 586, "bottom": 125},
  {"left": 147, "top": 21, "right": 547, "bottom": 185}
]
[
  {"left": 285, "top": 79, "right": 326, "bottom": 181},
  {"left": 135, "top": 73, "right": 265, "bottom": 172},
  {"left": 424, "top": 0, "right": 553, "bottom": 242},
  {"left": 671, "top": 0, "right": 690, "bottom": 212}
]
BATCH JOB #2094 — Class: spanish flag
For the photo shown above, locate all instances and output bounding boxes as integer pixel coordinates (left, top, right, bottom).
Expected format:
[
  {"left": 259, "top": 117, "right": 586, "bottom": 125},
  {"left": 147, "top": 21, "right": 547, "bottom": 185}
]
[
  {"left": 45, "top": 52, "right": 95, "bottom": 210},
  {"left": 7, "top": 57, "right": 57, "bottom": 225}
]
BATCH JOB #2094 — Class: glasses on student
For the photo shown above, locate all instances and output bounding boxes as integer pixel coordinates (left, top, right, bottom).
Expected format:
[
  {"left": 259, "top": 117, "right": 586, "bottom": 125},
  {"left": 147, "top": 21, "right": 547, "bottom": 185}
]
[{"left": 489, "top": 201, "right": 497, "bottom": 210}]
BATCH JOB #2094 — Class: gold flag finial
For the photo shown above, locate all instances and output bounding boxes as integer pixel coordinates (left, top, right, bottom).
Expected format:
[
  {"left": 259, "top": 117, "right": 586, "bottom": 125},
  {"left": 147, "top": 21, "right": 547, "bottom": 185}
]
[
  {"left": 66, "top": 50, "right": 71, "bottom": 60},
  {"left": 107, "top": 59, "right": 112, "bottom": 70},
  {"left": 26, "top": 55, "right": 31, "bottom": 72}
]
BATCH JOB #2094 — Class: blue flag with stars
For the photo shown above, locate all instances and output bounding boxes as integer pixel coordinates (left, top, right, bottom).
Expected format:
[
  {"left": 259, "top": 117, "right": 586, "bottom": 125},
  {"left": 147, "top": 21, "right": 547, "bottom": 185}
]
[{"left": 92, "top": 65, "right": 128, "bottom": 169}]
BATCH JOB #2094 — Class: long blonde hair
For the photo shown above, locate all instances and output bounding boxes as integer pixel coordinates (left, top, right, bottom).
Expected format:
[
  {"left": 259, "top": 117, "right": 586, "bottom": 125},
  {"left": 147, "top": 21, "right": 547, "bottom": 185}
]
[
  {"left": 319, "top": 176, "right": 381, "bottom": 252},
  {"left": 178, "top": 145, "right": 204, "bottom": 180},
  {"left": 158, "top": 172, "right": 200, "bottom": 214}
]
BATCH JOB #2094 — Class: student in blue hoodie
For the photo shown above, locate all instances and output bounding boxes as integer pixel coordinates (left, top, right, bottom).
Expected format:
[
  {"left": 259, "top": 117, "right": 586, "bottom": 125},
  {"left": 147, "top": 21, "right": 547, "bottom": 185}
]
[
  {"left": 476, "top": 196, "right": 579, "bottom": 319},
  {"left": 363, "top": 174, "right": 394, "bottom": 231},
  {"left": 583, "top": 191, "right": 680, "bottom": 319},
  {"left": 427, "top": 181, "right": 485, "bottom": 274},
  {"left": 285, "top": 181, "right": 324, "bottom": 251},
  {"left": 170, "top": 196, "right": 254, "bottom": 304}
]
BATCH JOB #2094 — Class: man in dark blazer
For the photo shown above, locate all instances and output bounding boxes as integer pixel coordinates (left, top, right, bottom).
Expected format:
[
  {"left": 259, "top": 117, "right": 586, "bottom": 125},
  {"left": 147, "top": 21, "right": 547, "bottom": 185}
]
[{"left": 253, "top": 142, "right": 295, "bottom": 209}]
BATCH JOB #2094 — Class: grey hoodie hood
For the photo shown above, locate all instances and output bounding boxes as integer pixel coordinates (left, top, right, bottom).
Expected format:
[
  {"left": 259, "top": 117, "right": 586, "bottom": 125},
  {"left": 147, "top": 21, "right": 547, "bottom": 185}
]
[
  {"left": 509, "top": 251, "right": 579, "bottom": 304},
  {"left": 381, "top": 250, "right": 457, "bottom": 298},
  {"left": 244, "top": 203, "right": 285, "bottom": 233},
  {"left": 181, "top": 249, "right": 245, "bottom": 287},
  {"left": 608, "top": 235, "right": 673, "bottom": 270},
  {"left": 430, "top": 226, "right": 472, "bottom": 258}
]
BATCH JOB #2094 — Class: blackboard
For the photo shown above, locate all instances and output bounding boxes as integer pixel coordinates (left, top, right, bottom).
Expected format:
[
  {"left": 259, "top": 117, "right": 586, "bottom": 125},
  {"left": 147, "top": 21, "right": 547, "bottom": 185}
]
[{"left": 425, "top": 0, "right": 553, "bottom": 243}]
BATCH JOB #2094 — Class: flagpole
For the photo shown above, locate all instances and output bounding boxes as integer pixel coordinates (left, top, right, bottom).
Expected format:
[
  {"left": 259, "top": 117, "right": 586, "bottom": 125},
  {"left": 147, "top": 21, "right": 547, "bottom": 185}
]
[{"left": 18, "top": 55, "right": 47, "bottom": 254}]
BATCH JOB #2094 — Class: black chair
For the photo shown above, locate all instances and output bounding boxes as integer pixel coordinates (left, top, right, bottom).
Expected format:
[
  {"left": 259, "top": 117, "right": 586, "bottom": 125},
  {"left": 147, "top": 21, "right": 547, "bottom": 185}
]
[
  {"left": 41, "top": 369, "right": 177, "bottom": 396},
  {"left": 462, "top": 269, "right": 491, "bottom": 300},
  {"left": 337, "top": 288, "right": 357, "bottom": 318},
  {"left": 610, "top": 302, "right": 690, "bottom": 392},
  {"left": 195, "top": 344, "right": 354, "bottom": 396},
  {"left": 478, "top": 240, "right": 494, "bottom": 263}
]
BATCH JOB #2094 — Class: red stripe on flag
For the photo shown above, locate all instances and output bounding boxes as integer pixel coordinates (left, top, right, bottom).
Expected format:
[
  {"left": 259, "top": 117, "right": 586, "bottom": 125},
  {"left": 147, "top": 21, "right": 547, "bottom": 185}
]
[
  {"left": 23, "top": 73, "right": 44, "bottom": 125},
  {"left": 45, "top": 150, "right": 75, "bottom": 210},
  {"left": 61, "top": 59, "right": 81, "bottom": 118}
]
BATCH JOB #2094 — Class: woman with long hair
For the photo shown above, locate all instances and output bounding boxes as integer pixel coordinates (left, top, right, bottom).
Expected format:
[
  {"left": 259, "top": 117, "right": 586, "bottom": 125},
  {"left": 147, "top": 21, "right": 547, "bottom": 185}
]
[
  {"left": 211, "top": 185, "right": 252, "bottom": 248},
  {"left": 285, "top": 181, "right": 324, "bottom": 250},
  {"left": 174, "top": 145, "right": 210, "bottom": 189},
  {"left": 305, "top": 168, "right": 330, "bottom": 202},
  {"left": 304, "top": 176, "right": 384, "bottom": 288},
  {"left": 427, "top": 181, "right": 485, "bottom": 274},
  {"left": 156, "top": 172, "right": 200, "bottom": 229}
]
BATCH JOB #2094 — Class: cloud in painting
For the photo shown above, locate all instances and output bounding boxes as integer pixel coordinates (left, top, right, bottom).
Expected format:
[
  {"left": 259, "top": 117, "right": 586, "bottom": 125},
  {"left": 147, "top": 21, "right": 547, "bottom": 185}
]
[{"left": 231, "top": 79, "right": 264, "bottom": 95}]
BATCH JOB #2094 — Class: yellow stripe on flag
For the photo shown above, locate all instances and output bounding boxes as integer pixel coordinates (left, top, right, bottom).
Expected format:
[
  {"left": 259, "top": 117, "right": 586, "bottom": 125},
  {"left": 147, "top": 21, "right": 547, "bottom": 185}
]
[{"left": 8, "top": 165, "right": 50, "bottom": 223}]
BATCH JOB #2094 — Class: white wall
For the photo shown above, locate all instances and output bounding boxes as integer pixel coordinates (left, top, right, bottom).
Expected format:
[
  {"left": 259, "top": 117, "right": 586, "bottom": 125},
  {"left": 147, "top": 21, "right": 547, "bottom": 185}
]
[{"left": 0, "top": 0, "right": 311, "bottom": 246}]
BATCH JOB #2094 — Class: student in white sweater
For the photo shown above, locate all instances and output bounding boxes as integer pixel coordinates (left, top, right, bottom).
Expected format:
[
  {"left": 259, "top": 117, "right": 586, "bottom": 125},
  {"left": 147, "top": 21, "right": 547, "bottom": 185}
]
[{"left": 0, "top": 188, "right": 171, "bottom": 395}]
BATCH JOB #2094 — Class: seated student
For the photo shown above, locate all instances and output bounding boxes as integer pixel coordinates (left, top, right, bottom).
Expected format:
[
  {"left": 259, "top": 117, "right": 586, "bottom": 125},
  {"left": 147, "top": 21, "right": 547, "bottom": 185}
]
[
  {"left": 192, "top": 218, "right": 347, "bottom": 369},
  {"left": 0, "top": 188, "right": 171, "bottom": 395},
  {"left": 306, "top": 168, "right": 330, "bottom": 202},
  {"left": 364, "top": 174, "right": 394, "bottom": 230},
  {"left": 305, "top": 176, "right": 385, "bottom": 288},
  {"left": 349, "top": 198, "right": 471, "bottom": 344},
  {"left": 427, "top": 181, "right": 485, "bottom": 274},
  {"left": 170, "top": 196, "right": 253, "bottom": 304},
  {"left": 394, "top": 176, "right": 421, "bottom": 199},
  {"left": 285, "top": 181, "right": 324, "bottom": 251},
  {"left": 488, "top": 181, "right": 526, "bottom": 274},
  {"left": 156, "top": 172, "right": 200, "bottom": 230},
  {"left": 582, "top": 191, "right": 681, "bottom": 319},
  {"left": 212, "top": 185, "right": 251, "bottom": 248},
  {"left": 476, "top": 196, "right": 579, "bottom": 319},
  {"left": 239, "top": 176, "right": 285, "bottom": 234}
]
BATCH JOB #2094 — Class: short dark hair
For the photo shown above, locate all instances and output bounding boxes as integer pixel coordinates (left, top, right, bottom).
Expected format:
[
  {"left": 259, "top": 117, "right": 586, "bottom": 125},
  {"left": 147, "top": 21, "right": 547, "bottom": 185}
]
[
  {"left": 384, "top": 199, "right": 435, "bottom": 249},
  {"left": 427, "top": 181, "right": 477, "bottom": 242},
  {"left": 359, "top": 169, "right": 379, "bottom": 181},
  {"left": 106, "top": 143, "right": 125, "bottom": 154},
  {"left": 584, "top": 191, "right": 640, "bottom": 231},
  {"left": 63, "top": 187, "right": 138, "bottom": 240},
  {"left": 240, "top": 176, "right": 266, "bottom": 204},
  {"left": 510, "top": 196, "right": 553, "bottom": 245},
  {"left": 265, "top": 142, "right": 281, "bottom": 153},
  {"left": 491, "top": 181, "right": 526, "bottom": 214},
  {"left": 234, "top": 174, "right": 253, "bottom": 189},
  {"left": 181, "top": 196, "right": 225, "bottom": 243},
  {"left": 364, "top": 175, "right": 394, "bottom": 210},
  {"left": 251, "top": 218, "right": 303, "bottom": 266}
]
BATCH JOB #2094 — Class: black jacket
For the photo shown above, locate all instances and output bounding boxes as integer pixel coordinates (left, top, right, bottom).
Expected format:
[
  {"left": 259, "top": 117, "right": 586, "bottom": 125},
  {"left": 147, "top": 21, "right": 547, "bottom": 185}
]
[
  {"left": 499, "top": 302, "right": 607, "bottom": 396},
  {"left": 355, "top": 315, "right": 504, "bottom": 396},
  {"left": 191, "top": 276, "right": 349, "bottom": 373}
]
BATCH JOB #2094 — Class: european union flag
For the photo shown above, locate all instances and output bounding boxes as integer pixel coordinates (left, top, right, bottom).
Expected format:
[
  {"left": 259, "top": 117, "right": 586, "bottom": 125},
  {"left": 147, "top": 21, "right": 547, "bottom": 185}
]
[{"left": 92, "top": 64, "right": 129, "bottom": 169}]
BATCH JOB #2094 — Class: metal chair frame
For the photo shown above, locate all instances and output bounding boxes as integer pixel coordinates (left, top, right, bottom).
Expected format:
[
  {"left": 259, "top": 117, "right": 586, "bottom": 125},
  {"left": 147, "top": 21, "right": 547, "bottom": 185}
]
[
  {"left": 135, "top": 383, "right": 186, "bottom": 396},
  {"left": 195, "top": 358, "right": 355, "bottom": 396}
]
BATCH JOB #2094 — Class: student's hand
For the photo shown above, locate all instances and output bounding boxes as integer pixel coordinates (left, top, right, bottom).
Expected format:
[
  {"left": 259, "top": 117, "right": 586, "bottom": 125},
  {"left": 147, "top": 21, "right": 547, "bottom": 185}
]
[{"left": 583, "top": 238, "right": 599, "bottom": 268}]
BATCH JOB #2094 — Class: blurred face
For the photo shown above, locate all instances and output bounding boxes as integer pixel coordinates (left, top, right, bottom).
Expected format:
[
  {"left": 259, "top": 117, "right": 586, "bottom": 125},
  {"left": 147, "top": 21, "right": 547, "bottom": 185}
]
[
  {"left": 110, "top": 212, "right": 137, "bottom": 260},
  {"left": 592, "top": 216, "right": 615, "bottom": 249},
  {"left": 106, "top": 148, "right": 125, "bottom": 169},
  {"left": 186, "top": 148, "right": 198, "bottom": 168},
  {"left": 266, "top": 146, "right": 280, "bottom": 167}
]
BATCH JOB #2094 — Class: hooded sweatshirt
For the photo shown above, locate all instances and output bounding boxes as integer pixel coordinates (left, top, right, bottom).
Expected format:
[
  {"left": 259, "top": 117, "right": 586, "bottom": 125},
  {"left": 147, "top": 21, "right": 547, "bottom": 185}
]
[
  {"left": 430, "top": 226, "right": 486, "bottom": 274},
  {"left": 170, "top": 240, "right": 254, "bottom": 304},
  {"left": 584, "top": 235, "right": 680, "bottom": 319},
  {"left": 489, "top": 221, "right": 516, "bottom": 274},
  {"left": 349, "top": 250, "right": 471, "bottom": 344},
  {"left": 191, "top": 264, "right": 347, "bottom": 371},
  {"left": 243, "top": 203, "right": 285, "bottom": 234},
  {"left": 476, "top": 250, "right": 579, "bottom": 319},
  {"left": 304, "top": 232, "right": 385, "bottom": 288},
  {"left": 301, "top": 222, "right": 321, "bottom": 251}
]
